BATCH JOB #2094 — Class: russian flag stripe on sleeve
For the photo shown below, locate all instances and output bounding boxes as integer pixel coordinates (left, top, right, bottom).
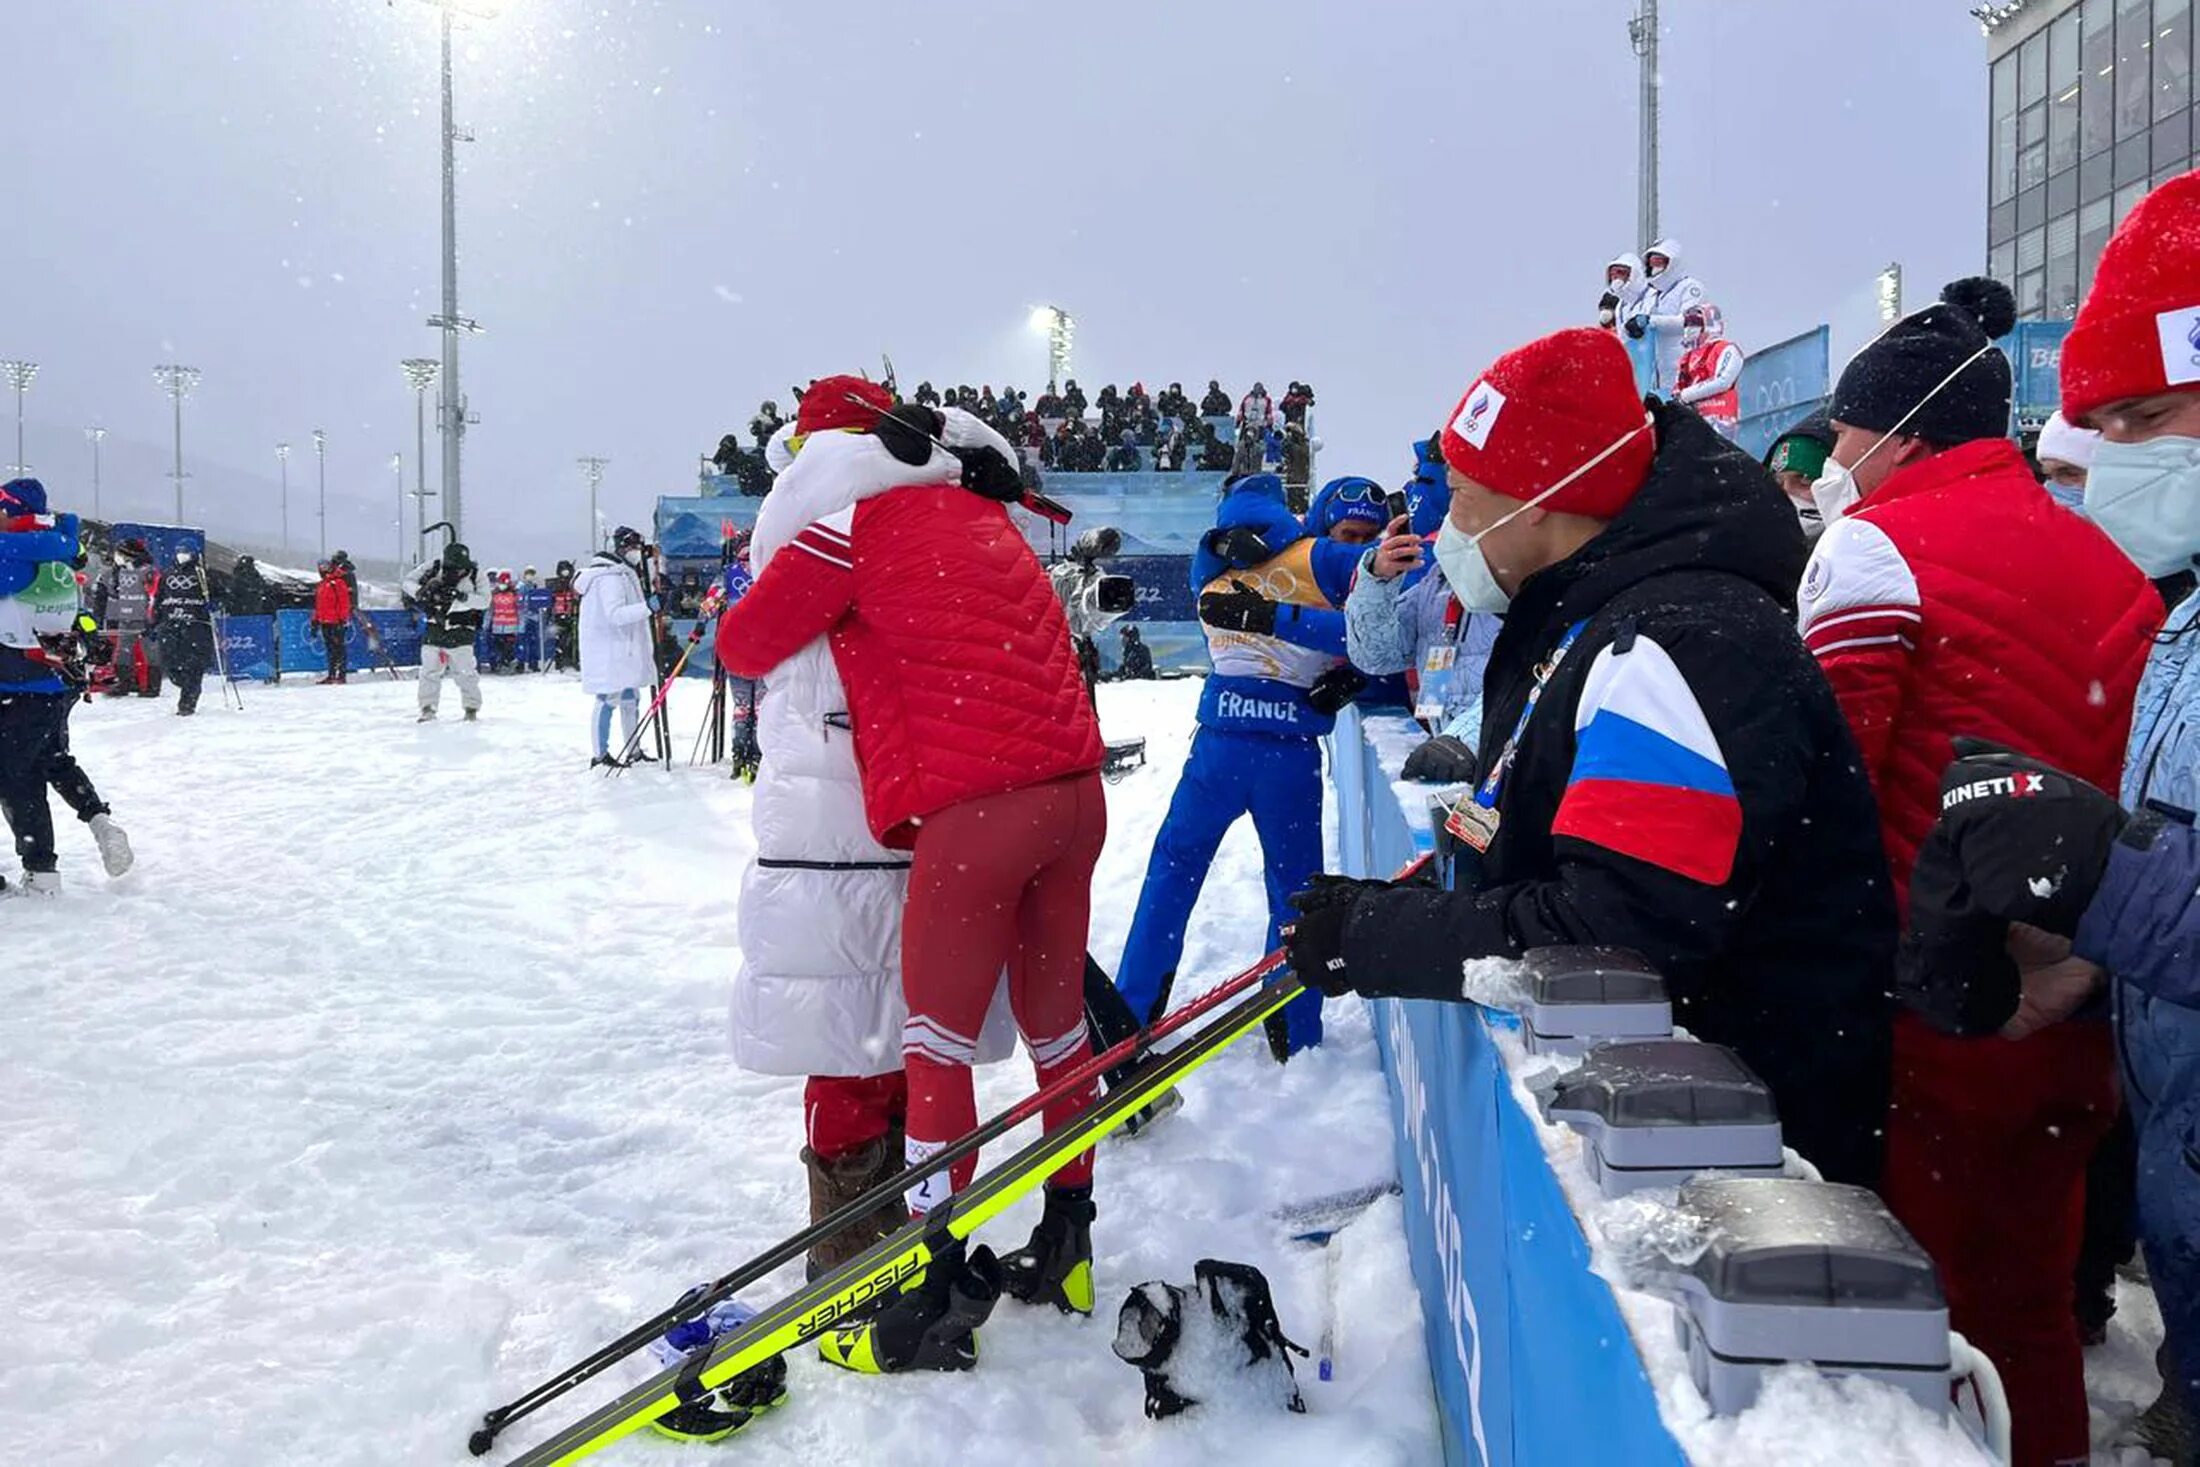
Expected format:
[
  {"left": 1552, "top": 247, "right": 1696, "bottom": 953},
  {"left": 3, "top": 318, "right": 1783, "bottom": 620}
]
[{"left": 1551, "top": 634, "right": 1743, "bottom": 886}]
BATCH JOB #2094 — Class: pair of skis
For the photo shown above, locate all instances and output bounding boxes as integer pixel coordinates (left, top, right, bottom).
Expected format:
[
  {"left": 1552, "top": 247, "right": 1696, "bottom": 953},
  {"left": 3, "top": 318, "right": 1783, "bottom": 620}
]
[{"left": 470, "top": 922, "right": 1362, "bottom": 1461}]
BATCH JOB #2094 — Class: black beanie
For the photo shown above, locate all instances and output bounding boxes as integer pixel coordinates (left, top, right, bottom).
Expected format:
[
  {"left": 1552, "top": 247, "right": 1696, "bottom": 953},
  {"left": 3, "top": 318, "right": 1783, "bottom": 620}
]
[{"left": 1831, "top": 278, "right": 2017, "bottom": 446}]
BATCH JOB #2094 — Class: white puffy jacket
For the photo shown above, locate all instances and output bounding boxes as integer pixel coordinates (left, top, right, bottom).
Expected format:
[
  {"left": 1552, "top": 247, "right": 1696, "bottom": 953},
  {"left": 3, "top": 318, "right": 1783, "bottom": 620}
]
[
  {"left": 574, "top": 553, "right": 657, "bottom": 695},
  {"left": 729, "top": 409, "right": 1020, "bottom": 1077}
]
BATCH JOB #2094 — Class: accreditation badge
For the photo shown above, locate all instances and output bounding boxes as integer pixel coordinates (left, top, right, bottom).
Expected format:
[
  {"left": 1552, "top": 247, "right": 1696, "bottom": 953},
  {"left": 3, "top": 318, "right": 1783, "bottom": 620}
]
[{"left": 1443, "top": 792, "right": 1502, "bottom": 854}]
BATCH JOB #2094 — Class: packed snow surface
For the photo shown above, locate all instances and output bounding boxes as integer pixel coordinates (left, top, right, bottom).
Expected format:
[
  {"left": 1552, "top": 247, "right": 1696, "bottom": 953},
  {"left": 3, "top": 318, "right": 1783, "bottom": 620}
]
[{"left": 2, "top": 675, "right": 1438, "bottom": 1466}]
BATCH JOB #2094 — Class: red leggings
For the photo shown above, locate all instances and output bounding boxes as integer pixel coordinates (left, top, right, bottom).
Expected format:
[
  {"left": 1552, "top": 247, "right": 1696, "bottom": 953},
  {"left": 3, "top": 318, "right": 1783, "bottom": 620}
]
[
  {"left": 899, "top": 772, "right": 1107, "bottom": 1212},
  {"left": 805, "top": 1071, "right": 906, "bottom": 1160},
  {"left": 1880, "top": 1014, "right": 2117, "bottom": 1467}
]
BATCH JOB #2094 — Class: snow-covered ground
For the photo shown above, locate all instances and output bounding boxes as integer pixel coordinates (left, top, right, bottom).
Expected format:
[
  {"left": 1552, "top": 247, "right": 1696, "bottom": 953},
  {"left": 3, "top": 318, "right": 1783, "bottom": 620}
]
[{"left": 2, "top": 674, "right": 1438, "bottom": 1467}]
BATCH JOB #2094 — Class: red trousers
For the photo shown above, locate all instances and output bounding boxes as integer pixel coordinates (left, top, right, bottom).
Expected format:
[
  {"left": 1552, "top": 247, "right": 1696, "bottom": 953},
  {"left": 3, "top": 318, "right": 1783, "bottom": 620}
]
[
  {"left": 804, "top": 1071, "right": 906, "bottom": 1161},
  {"left": 1880, "top": 1013, "right": 2117, "bottom": 1467},
  {"left": 898, "top": 772, "right": 1107, "bottom": 1212}
]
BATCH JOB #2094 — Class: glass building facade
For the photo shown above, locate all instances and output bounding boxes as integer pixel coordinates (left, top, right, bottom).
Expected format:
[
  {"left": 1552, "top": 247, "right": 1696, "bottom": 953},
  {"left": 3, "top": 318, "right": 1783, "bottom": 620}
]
[{"left": 1989, "top": 0, "right": 2197, "bottom": 319}]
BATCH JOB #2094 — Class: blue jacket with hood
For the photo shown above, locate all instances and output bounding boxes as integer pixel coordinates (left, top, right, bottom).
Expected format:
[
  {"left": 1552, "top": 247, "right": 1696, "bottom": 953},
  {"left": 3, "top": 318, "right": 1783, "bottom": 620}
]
[{"left": 1193, "top": 474, "right": 1360, "bottom": 737}]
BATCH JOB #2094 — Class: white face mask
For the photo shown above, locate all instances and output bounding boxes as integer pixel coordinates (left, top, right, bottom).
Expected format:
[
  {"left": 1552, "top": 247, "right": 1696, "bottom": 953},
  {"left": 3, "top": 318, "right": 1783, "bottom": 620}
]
[
  {"left": 621, "top": 547, "right": 642, "bottom": 567},
  {"left": 1810, "top": 458, "right": 1863, "bottom": 525},
  {"left": 2084, "top": 433, "right": 2200, "bottom": 577},
  {"left": 1433, "top": 414, "right": 1656, "bottom": 614}
]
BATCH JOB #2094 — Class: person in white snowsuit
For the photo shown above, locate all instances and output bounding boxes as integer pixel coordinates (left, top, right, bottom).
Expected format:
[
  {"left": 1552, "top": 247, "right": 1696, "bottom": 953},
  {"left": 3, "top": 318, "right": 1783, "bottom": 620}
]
[
  {"left": 575, "top": 526, "right": 660, "bottom": 768},
  {"left": 1624, "top": 237, "right": 1708, "bottom": 392},
  {"left": 731, "top": 389, "right": 1015, "bottom": 1276},
  {"left": 1597, "top": 251, "right": 1649, "bottom": 331}
]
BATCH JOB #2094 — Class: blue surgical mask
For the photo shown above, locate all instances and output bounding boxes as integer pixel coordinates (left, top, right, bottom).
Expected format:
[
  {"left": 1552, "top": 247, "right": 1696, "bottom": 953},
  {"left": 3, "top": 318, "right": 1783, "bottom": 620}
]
[{"left": 2084, "top": 433, "right": 2200, "bottom": 578}]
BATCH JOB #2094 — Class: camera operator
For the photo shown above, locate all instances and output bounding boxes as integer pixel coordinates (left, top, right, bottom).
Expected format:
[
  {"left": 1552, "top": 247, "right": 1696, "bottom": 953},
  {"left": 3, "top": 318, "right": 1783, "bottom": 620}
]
[
  {"left": 407, "top": 541, "right": 486, "bottom": 722},
  {"left": 1047, "top": 527, "right": 1137, "bottom": 704}
]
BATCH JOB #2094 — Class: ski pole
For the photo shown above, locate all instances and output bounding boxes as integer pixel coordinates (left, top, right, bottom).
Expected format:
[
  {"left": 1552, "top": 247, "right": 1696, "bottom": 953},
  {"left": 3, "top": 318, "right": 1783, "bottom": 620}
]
[
  {"left": 608, "top": 602, "right": 720, "bottom": 773},
  {"left": 466, "top": 851, "right": 1429, "bottom": 1452}
]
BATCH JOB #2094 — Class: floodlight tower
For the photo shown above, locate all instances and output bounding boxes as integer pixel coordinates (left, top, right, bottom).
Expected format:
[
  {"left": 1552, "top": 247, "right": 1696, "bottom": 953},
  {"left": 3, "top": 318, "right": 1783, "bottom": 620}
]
[
  {"left": 276, "top": 442, "right": 292, "bottom": 552},
  {"left": 1029, "top": 306, "right": 1075, "bottom": 393},
  {"left": 0, "top": 360, "right": 38, "bottom": 475},
  {"left": 84, "top": 427, "right": 106, "bottom": 520},
  {"left": 153, "top": 364, "right": 201, "bottom": 521},
  {"left": 578, "top": 456, "right": 609, "bottom": 551},
  {"left": 402, "top": 357, "right": 442, "bottom": 561}
]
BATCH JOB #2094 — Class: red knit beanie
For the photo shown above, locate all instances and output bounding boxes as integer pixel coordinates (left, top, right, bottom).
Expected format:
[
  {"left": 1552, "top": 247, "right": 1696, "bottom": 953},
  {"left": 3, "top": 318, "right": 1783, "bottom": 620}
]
[
  {"left": 1440, "top": 327, "right": 1656, "bottom": 519},
  {"left": 796, "top": 375, "right": 893, "bottom": 436},
  {"left": 2062, "top": 170, "right": 2200, "bottom": 426}
]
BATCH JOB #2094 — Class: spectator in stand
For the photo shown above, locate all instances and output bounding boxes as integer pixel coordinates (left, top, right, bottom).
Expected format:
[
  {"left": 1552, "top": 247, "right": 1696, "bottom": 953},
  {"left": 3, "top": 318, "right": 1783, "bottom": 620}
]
[
  {"left": 1197, "top": 422, "right": 1235, "bottom": 472},
  {"left": 1598, "top": 251, "right": 1649, "bottom": 331},
  {"left": 1200, "top": 380, "right": 1231, "bottom": 417},
  {"left": 1061, "top": 379, "right": 1088, "bottom": 419},
  {"left": 1286, "top": 326, "right": 1898, "bottom": 1190},
  {"left": 1117, "top": 624, "right": 1155, "bottom": 680},
  {"left": 312, "top": 560, "right": 353, "bottom": 684},
  {"left": 751, "top": 401, "right": 785, "bottom": 450},
  {"left": 1673, "top": 304, "right": 1746, "bottom": 440},
  {"left": 488, "top": 571, "right": 522, "bottom": 672},
  {"left": 1034, "top": 387, "right": 1063, "bottom": 419},
  {"left": 1105, "top": 430, "right": 1143, "bottom": 473},
  {"left": 1624, "top": 238, "right": 1709, "bottom": 392},
  {"left": 1280, "top": 422, "right": 1315, "bottom": 509},
  {"left": 1229, "top": 425, "right": 1266, "bottom": 479},
  {"left": 2034, "top": 410, "right": 2099, "bottom": 514},
  {"left": 913, "top": 380, "right": 941, "bottom": 408},
  {"left": 1154, "top": 423, "right": 1188, "bottom": 472},
  {"left": 1156, "top": 382, "right": 1189, "bottom": 424},
  {"left": 979, "top": 386, "right": 998, "bottom": 420},
  {"left": 1796, "top": 276, "right": 2158, "bottom": 1467},
  {"left": 1281, "top": 381, "right": 1315, "bottom": 427},
  {"left": 1237, "top": 382, "right": 1275, "bottom": 434}
]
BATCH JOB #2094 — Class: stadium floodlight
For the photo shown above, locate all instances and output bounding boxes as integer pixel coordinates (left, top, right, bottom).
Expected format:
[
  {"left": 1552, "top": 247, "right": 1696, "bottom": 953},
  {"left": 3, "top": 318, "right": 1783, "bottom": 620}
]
[
  {"left": 276, "top": 442, "right": 293, "bottom": 553},
  {"left": 391, "top": 452, "right": 408, "bottom": 571},
  {"left": 405, "top": 0, "right": 500, "bottom": 543},
  {"left": 402, "top": 358, "right": 441, "bottom": 561},
  {"left": 578, "top": 456, "right": 609, "bottom": 551},
  {"left": 1877, "top": 263, "right": 1905, "bottom": 326},
  {"left": 1, "top": 359, "right": 39, "bottom": 475},
  {"left": 1029, "top": 305, "right": 1075, "bottom": 392},
  {"left": 312, "top": 428, "right": 328, "bottom": 559},
  {"left": 84, "top": 426, "right": 107, "bottom": 520},
  {"left": 153, "top": 365, "right": 202, "bottom": 521}
]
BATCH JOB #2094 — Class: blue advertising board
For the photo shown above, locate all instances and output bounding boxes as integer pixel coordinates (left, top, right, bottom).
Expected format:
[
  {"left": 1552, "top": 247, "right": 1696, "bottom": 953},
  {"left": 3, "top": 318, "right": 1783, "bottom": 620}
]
[
  {"left": 219, "top": 615, "right": 278, "bottom": 681},
  {"left": 108, "top": 521, "right": 204, "bottom": 569},
  {"left": 1330, "top": 708, "right": 1689, "bottom": 1467},
  {"left": 277, "top": 609, "right": 422, "bottom": 673},
  {"left": 1734, "top": 325, "right": 1833, "bottom": 463},
  {"left": 1997, "top": 319, "right": 2072, "bottom": 430}
]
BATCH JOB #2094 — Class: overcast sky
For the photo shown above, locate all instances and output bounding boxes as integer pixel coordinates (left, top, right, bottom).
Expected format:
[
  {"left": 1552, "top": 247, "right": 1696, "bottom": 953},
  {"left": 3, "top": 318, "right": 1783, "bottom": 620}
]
[{"left": 4, "top": 0, "right": 1986, "bottom": 571}]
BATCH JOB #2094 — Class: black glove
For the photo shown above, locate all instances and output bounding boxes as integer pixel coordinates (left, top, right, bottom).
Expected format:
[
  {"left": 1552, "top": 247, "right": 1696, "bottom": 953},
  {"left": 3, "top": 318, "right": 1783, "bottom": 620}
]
[
  {"left": 1306, "top": 663, "right": 1368, "bottom": 715},
  {"left": 1401, "top": 734, "right": 1478, "bottom": 785},
  {"left": 874, "top": 403, "right": 944, "bottom": 466},
  {"left": 1283, "top": 900, "right": 1355, "bottom": 997},
  {"left": 1597, "top": 291, "right": 1621, "bottom": 314},
  {"left": 1899, "top": 737, "right": 2127, "bottom": 1036},
  {"left": 958, "top": 444, "right": 1026, "bottom": 503},
  {"left": 1199, "top": 580, "right": 1278, "bottom": 636},
  {"left": 1624, "top": 315, "right": 1648, "bottom": 340},
  {"left": 1204, "top": 526, "right": 1272, "bottom": 569},
  {"left": 1291, "top": 873, "right": 1396, "bottom": 914}
]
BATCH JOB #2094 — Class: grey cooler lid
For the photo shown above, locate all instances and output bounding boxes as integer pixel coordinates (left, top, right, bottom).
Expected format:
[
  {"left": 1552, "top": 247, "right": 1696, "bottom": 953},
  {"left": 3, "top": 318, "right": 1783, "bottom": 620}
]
[
  {"left": 1521, "top": 946, "right": 1668, "bottom": 1007},
  {"left": 1545, "top": 1041, "right": 1779, "bottom": 1130},
  {"left": 1678, "top": 1178, "right": 1944, "bottom": 1312}
]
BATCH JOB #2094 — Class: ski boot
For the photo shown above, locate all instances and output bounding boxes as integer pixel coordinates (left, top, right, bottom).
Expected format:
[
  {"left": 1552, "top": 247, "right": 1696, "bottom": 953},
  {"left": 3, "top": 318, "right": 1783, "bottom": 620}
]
[
  {"left": 462, "top": 707, "right": 479, "bottom": 723},
  {"left": 11, "top": 870, "right": 60, "bottom": 898},
  {"left": 999, "top": 1183, "right": 1096, "bottom": 1315},
  {"left": 588, "top": 755, "right": 622, "bottom": 771},
  {"left": 816, "top": 1238, "right": 1002, "bottom": 1374},
  {"left": 645, "top": 1295, "right": 790, "bottom": 1443},
  {"left": 417, "top": 706, "right": 437, "bottom": 723},
  {"left": 87, "top": 813, "right": 133, "bottom": 878},
  {"left": 804, "top": 1130, "right": 909, "bottom": 1281}
]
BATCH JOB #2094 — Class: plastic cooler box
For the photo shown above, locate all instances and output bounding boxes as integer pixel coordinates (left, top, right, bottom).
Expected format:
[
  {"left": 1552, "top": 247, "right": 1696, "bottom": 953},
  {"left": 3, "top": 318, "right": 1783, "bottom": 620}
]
[
  {"left": 1540, "top": 1040, "right": 1786, "bottom": 1197},
  {"left": 1518, "top": 946, "right": 1673, "bottom": 1056}
]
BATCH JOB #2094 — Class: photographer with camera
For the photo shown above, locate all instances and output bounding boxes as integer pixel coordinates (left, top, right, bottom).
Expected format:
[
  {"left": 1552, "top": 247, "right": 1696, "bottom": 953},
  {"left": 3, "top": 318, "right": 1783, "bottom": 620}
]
[
  {"left": 407, "top": 540, "right": 485, "bottom": 722},
  {"left": 1047, "top": 527, "right": 1137, "bottom": 703},
  {"left": 1112, "top": 471, "right": 1368, "bottom": 1062}
]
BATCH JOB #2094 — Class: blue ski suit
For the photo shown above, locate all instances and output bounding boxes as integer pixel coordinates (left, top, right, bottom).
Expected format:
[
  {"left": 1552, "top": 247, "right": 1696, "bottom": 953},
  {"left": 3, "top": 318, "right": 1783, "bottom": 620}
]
[{"left": 1115, "top": 474, "right": 1362, "bottom": 1054}]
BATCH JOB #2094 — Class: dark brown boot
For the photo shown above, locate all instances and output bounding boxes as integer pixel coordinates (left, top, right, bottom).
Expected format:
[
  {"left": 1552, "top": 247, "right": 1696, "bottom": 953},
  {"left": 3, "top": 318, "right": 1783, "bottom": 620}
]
[{"left": 803, "top": 1129, "right": 910, "bottom": 1280}]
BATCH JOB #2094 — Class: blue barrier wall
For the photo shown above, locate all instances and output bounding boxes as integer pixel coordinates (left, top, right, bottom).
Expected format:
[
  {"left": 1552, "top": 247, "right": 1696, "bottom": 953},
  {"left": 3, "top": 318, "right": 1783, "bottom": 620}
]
[
  {"left": 1734, "top": 326, "right": 1833, "bottom": 463},
  {"left": 109, "top": 521, "right": 205, "bottom": 568},
  {"left": 1998, "top": 319, "right": 2072, "bottom": 431},
  {"left": 1329, "top": 707, "right": 1688, "bottom": 1467}
]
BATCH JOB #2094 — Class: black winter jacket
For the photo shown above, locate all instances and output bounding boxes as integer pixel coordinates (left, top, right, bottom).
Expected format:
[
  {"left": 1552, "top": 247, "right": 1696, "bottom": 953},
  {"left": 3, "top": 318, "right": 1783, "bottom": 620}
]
[{"left": 1342, "top": 403, "right": 1895, "bottom": 1185}]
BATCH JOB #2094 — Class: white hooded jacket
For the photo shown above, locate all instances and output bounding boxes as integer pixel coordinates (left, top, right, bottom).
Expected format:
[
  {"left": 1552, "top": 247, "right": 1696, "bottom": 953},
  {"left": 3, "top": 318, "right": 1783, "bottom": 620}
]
[
  {"left": 729, "top": 408, "right": 1021, "bottom": 1077},
  {"left": 574, "top": 553, "right": 657, "bottom": 695},
  {"left": 1632, "top": 238, "right": 1708, "bottom": 392}
]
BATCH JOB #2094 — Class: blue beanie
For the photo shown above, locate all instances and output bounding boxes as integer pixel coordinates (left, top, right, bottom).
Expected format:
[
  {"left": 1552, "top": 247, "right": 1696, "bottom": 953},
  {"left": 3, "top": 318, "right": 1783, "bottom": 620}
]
[
  {"left": 0, "top": 477, "right": 48, "bottom": 516},
  {"left": 1307, "top": 476, "right": 1387, "bottom": 536}
]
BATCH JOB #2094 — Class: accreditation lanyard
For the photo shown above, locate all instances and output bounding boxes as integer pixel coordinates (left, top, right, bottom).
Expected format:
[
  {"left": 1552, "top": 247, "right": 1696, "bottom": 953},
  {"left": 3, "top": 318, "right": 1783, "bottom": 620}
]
[{"left": 1443, "top": 620, "right": 1587, "bottom": 857}]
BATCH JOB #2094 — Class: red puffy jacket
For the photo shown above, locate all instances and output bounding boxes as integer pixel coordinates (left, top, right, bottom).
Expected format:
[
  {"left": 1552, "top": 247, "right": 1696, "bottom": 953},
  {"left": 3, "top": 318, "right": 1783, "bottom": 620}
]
[
  {"left": 1797, "top": 437, "right": 2159, "bottom": 910},
  {"left": 314, "top": 573, "right": 353, "bottom": 626},
  {"left": 716, "top": 483, "right": 1101, "bottom": 847}
]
